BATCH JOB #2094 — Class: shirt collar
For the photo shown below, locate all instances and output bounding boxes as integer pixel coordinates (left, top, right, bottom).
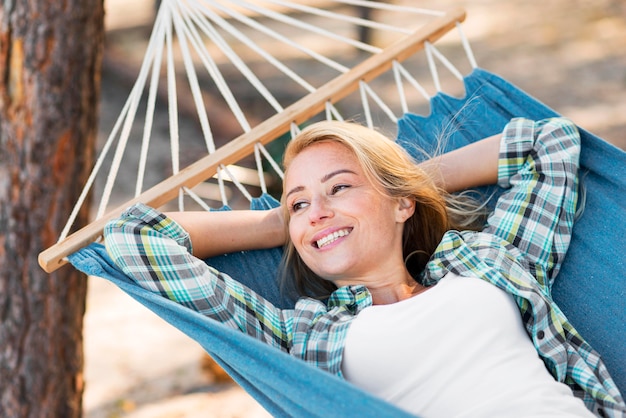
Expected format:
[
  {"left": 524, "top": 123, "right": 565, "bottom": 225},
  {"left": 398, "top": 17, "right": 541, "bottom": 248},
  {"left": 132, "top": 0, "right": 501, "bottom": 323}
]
[{"left": 327, "top": 285, "right": 372, "bottom": 314}]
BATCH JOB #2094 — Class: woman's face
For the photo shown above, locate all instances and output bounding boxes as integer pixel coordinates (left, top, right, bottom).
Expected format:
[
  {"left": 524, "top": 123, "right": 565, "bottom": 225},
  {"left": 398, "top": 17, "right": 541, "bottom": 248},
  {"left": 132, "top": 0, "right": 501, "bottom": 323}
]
[{"left": 284, "top": 141, "right": 413, "bottom": 288}]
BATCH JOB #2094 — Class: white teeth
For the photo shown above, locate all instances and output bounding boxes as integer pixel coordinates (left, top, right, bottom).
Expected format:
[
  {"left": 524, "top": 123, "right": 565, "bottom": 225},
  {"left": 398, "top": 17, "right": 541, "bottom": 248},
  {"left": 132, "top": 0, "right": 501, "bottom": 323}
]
[{"left": 316, "top": 229, "right": 350, "bottom": 248}]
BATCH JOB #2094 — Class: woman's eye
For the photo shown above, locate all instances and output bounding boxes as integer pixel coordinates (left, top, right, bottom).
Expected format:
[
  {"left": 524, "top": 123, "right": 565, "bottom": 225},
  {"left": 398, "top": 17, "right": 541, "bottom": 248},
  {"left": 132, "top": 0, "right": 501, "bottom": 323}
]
[
  {"left": 331, "top": 184, "right": 350, "bottom": 194},
  {"left": 291, "top": 201, "right": 309, "bottom": 213}
]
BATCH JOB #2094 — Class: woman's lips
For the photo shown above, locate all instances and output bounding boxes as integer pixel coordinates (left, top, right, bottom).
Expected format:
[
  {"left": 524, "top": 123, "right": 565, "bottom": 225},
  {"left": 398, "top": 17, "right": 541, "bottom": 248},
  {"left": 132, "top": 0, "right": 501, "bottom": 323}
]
[{"left": 313, "top": 228, "right": 352, "bottom": 248}]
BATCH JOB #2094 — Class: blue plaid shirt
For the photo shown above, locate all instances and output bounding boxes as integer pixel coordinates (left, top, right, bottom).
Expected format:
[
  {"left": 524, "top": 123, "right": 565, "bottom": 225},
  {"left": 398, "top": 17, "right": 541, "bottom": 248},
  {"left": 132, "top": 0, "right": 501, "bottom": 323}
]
[{"left": 105, "top": 118, "right": 625, "bottom": 417}]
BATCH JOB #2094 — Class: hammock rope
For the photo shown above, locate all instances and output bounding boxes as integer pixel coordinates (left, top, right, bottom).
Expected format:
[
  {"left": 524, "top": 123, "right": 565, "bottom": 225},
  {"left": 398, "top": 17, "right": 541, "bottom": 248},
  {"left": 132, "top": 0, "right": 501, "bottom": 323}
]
[{"left": 44, "top": 2, "right": 471, "bottom": 270}]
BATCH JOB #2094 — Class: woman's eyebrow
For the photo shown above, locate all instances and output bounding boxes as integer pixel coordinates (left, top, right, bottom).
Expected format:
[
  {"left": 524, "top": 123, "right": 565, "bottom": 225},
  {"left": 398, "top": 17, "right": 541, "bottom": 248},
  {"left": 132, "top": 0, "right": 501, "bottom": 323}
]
[
  {"left": 285, "top": 169, "right": 356, "bottom": 199},
  {"left": 285, "top": 186, "right": 304, "bottom": 200},
  {"left": 321, "top": 169, "right": 356, "bottom": 183}
]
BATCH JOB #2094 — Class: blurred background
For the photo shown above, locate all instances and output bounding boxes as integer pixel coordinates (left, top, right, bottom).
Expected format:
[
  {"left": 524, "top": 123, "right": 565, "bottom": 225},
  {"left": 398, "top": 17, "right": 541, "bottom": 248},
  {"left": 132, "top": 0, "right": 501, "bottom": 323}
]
[{"left": 84, "top": 1, "right": 625, "bottom": 417}]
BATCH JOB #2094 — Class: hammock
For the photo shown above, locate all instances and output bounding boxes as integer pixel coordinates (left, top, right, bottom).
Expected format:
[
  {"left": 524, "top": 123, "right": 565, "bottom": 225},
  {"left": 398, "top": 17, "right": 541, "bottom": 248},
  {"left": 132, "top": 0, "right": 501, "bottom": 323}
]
[{"left": 39, "top": 1, "right": 624, "bottom": 415}]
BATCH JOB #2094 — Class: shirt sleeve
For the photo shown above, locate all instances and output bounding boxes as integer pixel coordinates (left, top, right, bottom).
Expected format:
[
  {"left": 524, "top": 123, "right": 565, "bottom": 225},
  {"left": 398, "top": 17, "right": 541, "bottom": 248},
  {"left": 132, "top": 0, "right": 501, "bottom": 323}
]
[
  {"left": 103, "top": 203, "right": 293, "bottom": 352},
  {"left": 483, "top": 117, "right": 581, "bottom": 289}
]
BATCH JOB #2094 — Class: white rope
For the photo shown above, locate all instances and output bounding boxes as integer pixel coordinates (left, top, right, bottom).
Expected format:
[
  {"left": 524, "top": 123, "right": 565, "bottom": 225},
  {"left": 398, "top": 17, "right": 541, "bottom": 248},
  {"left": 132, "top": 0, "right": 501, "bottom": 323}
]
[
  {"left": 192, "top": 0, "right": 317, "bottom": 94},
  {"left": 290, "top": 122, "right": 301, "bottom": 139},
  {"left": 325, "top": 104, "right": 333, "bottom": 121},
  {"left": 58, "top": 96, "right": 133, "bottom": 240},
  {"left": 166, "top": 5, "right": 186, "bottom": 212},
  {"left": 456, "top": 21, "right": 478, "bottom": 69},
  {"left": 225, "top": 0, "right": 382, "bottom": 55},
  {"left": 325, "top": 101, "right": 345, "bottom": 122},
  {"left": 262, "top": 0, "right": 413, "bottom": 35},
  {"left": 257, "top": 142, "right": 284, "bottom": 180},
  {"left": 135, "top": 21, "right": 165, "bottom": 197},
  {"left": 359, "top": 81, "right": 398, "bottom": 126},
  {"left": 426, "top": 42, "right": 464, "bottom": 81},
  {"left": 211, "top": 1, "right": 350, "bottom": 73},
  {"left": 190, "top": 12, "right": 282, "bottom": 115},
  {"left": 254, "top": 144, "right": 267, "bottom": 194},
  {"left": 171, "top": 2, "right": 225, "bottom": 149},
  {"left": 425, "top": 41, "right": 441, "bottom": 93},
  {"left": 330, "top": 0, "right": 446, "bottom": 16},
  {"left": 359, "top": 81, "right": 374, "bottom": 128},
  {"left": 182, "top": 1, "right": 284, "bottom": 115},
  {"left": 216, "top": 167, "right": 228, "bottom": 207},
  {"left": 393, "top": 61, "right": 431, "bottom": 106},
  {"left": 392, "top": 61, "right": 409, "bottom": 115},
  {"left": 97, "top": 71, "right": 151, "bottom": 218},
  {"left": 220, "top": 164, "right": 254, "bottom": 202},
  {"left": 178, "top": 187, "right": 185, "bottom": 211},
  {"left": 183, "top": 186, "right": 214, "bottom": 211},
  {"left": 95, "top": 2, "right": 175, "bottom": 220},
  {"left": 166, "top": 3, "right": 181, "bottom": 175}
]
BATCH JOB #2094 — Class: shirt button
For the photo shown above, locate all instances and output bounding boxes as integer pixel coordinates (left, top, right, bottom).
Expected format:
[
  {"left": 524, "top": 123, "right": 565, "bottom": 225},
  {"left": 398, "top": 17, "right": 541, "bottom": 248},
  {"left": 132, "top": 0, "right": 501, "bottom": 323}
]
[{"left": 537, "top": 330, "right": 545, "bottom": 340}]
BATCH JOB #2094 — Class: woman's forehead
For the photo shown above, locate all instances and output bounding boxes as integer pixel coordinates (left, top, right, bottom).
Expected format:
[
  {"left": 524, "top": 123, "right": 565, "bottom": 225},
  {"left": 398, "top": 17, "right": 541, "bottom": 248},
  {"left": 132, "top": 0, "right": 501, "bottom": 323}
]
[{"left": 287, "top": 142, "right": 359, "bottom": 176}]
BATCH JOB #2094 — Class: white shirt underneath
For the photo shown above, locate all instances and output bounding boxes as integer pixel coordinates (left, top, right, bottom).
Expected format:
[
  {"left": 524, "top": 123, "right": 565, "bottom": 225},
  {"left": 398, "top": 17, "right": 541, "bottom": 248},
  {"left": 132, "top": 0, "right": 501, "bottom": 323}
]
[{"left": 341, "top": 273, "right": 593, "bottom": 418}]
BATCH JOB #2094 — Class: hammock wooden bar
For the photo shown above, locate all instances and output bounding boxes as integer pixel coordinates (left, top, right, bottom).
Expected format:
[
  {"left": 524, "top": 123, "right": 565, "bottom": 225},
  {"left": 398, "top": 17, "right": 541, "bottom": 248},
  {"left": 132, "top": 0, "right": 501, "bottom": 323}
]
[{"left": 38, "top": 7, "right": 466, "bottom": 273}]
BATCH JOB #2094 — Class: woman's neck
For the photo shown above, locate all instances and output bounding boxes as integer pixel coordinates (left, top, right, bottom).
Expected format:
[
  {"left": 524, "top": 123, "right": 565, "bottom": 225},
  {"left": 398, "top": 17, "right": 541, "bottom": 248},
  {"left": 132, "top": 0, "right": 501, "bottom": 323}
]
[{"left": 368, "top": 275, "right": 429, "bottom": 305}]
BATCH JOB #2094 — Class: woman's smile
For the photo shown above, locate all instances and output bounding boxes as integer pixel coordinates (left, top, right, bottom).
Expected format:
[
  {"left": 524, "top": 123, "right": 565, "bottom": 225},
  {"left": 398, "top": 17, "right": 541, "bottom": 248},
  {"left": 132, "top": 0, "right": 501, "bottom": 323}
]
[{"left": 313, "top": 227, "right": 353, "bottom": 249}]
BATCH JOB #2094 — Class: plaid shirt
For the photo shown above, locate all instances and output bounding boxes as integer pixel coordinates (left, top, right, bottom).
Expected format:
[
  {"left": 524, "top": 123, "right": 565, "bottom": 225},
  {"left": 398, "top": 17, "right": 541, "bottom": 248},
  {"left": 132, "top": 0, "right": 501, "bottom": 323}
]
[{"left": 105, "top": 118, "right": 625, "bottom": 417}]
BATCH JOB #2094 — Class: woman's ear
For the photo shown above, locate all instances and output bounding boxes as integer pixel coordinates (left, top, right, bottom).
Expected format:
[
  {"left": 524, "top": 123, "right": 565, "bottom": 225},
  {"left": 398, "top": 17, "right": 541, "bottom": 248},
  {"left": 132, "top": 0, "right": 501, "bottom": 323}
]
[{"left": 395, "top": 197, "right": 415, "bottom": 223}]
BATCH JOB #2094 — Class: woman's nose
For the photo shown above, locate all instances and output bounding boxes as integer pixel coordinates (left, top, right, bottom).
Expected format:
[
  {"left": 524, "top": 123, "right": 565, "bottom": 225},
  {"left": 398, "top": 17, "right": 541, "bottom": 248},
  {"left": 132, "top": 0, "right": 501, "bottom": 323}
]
[{"left": 308, "top": 196, "right": 333, "bottom": 224}]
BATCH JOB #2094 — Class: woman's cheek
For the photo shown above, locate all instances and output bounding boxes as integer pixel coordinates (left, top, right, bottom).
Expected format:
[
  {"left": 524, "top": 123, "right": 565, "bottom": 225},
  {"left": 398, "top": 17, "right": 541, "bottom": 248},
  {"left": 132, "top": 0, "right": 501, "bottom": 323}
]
[{"left": 288, "top": 219, "right": 304, "bottom": 250}]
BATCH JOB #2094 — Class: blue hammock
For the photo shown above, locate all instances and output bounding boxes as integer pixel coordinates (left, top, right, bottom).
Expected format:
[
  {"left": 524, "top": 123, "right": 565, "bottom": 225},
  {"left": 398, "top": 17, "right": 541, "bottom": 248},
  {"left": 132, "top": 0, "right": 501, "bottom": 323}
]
[{"left": 69, "top": 68, "right": 626, "bottom": 417}]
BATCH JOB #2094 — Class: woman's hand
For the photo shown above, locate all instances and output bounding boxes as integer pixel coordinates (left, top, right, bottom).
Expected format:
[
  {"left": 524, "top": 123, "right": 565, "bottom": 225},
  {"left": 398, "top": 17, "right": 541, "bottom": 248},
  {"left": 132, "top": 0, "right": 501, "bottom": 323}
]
[
  {"left": 420, "top": 133, "right": 501, "bottom": 193},
  {"left": 165, "top": 206, "right": 287, "bottom": 259}
]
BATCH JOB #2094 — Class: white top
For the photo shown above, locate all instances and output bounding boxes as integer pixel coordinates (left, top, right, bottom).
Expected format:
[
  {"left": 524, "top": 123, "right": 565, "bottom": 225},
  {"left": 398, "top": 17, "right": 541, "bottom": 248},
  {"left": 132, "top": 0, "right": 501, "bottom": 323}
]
[{"left": 341, "top": 273, "right": 593, "bottom": 417}]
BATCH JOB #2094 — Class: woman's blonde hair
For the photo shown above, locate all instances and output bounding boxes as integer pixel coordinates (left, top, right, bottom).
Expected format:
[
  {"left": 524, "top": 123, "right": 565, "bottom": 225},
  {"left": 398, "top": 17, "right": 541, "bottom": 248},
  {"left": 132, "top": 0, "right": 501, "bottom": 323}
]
[{"left": 280, "top": 120, "right": 484, "bottom": 299}]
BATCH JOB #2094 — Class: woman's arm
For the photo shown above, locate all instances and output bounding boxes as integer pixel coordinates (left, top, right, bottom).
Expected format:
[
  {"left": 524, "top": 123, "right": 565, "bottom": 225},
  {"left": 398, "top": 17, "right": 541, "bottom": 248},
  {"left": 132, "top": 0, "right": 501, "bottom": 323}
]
[
  {"left": 483, "top": 118, "right": 581, "bottom": 287},
  {"left": 419, "top": 133, "right": 502, "bottom": 193},
  {"left": 104, "top": 203, "right": 293, "bottom": 350},
  {"left": 422, "top": 118, "right": 581, "bottom": 288},
  {"left": 165, "top": 207, "right": 286, "bottom": 259}
]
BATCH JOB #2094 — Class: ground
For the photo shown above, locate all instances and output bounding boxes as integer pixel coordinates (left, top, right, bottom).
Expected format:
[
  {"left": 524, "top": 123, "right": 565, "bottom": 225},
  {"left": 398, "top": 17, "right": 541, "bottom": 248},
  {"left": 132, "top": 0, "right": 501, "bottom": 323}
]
[{"left": 83, "top": 1, "right": 625, "bottom": 417}]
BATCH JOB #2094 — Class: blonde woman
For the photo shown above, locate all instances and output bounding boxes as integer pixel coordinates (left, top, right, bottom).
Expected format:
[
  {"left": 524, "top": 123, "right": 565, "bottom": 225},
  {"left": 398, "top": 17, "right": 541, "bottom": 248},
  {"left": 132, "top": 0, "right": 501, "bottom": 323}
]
[{"left": 105, "top": 118, "right": 625, "bottom": 417}]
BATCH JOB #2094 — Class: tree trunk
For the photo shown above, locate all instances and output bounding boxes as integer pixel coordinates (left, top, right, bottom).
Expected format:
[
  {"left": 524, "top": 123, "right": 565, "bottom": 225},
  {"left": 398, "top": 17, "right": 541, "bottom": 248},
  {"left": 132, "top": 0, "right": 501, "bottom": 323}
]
[{"left": 0, "top": 1, "right": 104, "bottom": 417}]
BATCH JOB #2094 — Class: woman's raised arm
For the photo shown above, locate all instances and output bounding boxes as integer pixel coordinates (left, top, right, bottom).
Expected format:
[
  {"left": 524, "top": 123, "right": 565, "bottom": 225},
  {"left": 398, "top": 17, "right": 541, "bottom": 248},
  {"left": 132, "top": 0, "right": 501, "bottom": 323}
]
[
  {"left": 104, "top": 203, "right": 294, "bottom": 351},
  {"left": 165, "top": 207, "right": 286, "bottom": 260},
  {"left": 424, "top": 118, "right": 580, "bottom": 286},
  {"left": 419, "top": 133, "right": 502, "bottom": 193}
]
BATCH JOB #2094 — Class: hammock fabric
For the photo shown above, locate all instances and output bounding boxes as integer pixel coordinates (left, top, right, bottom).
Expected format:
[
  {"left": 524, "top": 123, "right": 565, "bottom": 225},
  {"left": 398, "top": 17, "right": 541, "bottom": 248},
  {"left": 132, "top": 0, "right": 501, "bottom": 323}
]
[{"left": 69, "top": 68, "right": 625, "bottom": 417}]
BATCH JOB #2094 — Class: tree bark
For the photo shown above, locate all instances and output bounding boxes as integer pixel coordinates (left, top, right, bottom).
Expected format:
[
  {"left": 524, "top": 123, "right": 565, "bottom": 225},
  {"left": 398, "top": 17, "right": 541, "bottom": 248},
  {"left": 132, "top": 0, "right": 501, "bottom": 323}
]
[{"left": 0, "top": 1, "right": 104, "bottom": 417}]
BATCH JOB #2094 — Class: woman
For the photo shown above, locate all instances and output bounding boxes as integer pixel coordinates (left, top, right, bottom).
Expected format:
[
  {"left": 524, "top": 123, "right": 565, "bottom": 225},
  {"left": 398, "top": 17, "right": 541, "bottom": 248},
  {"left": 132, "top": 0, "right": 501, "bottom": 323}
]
[{"left": 104, "top": 118, "right": 625, "bottom": 417}]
